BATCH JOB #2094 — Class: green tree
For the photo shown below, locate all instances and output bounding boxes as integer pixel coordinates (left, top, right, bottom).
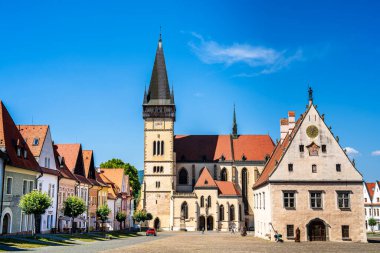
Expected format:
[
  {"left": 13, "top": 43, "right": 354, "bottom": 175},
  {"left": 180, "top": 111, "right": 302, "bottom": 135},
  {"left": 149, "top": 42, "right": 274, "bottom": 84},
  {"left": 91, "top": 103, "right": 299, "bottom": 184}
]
[
  {"left": 146, "top": 212, "right": 153, "bottom": 222},
  {"left": 63, "top": 196, "right": 86, "bottom": 233},
  {"left": 19, "top": 190, "right": 52, "bottom": 235},
  {"left": 369, "top": 217, "right": 377, "bottom": 233},
  {"left": 116, "top": 211, "right": 127, "bottom": 230},
  {"left": 133, "top": 209, "right": 151, "bottom": 231},
  {"left": 96, "top": 205, "right": 111, "bottom": 231},
  {"left": 100, "top": 159, "right": 141, "bottom": 202}
]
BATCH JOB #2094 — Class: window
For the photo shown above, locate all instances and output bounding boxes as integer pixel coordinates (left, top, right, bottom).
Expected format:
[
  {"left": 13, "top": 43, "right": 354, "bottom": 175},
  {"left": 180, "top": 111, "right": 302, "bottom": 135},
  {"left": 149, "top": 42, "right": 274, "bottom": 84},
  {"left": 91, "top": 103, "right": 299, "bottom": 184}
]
[
  {"left": 219, "top": 205, "right": 224, "bottom": 221},
  {"left": 337, "top": 192, "right": 350, "bottom": 209},
  {"left": 288, "top": 164, "right": 293, "bottom": 172},
  {"left": 48, "top": 184, "right": 52, "bottom": 197},
  {"left": 6, "top": 177, "right": 12, "bottom": 194},
  {"left": 38, "top": 182, "right": 43, "bottom": 192},
  {"left": 160, "top": 166, "right": 163, "bottom": 172},
  {"left": 365, "top": 198, "right": 367, "bottom": 203},
  {"left": 178, "top": 168, "right": 188, "bottom": 185},
  {"left": 221, "top": 168, "right": 227, "bottom": 181},
  {"left": 17, "top": 147, "right": 21, "bottom": 157},
  {"left": 283, "top": 191, "right": 296, "bottom": 209},
  {"left": 28, "top": 180, "right": 33, "bottom": 192},
  {"left": 230, "top": 205, "right": 235, "bottom": 221},
  {"left": 155, "top": 181, "right": 160, "bottom": 188},
  {"left": 342, "top": 225, "right": 350, "bottom": 239},
  {"left": 259, "top": 193, "right": 261, "bottom": 209},
  {"left": 181, "top": 202, "right": 188, "bottom": 219},
  {"left": 299, "top": 145, "right": 304, "bottom": 152},
  {"left": 153, "top": 141, "right": 156, "bottom": 155},
  {"left": 336, "top": 164, "right": 341, "bottom": 172},
  {"left": 23, "top": 180, "right": 28, "bottom": 194},
  {"left": 322, "top": 145, "right": 327, "bottom": 153},
  {"left": 161, "top": 141, "right": 164, "bottom": 155},
  {"left": 242, "top": 168, "right": 248, "bottom": 214},
  {"left": 310, "top": 192, "right": 323, "bottom": 209},
  {"left": 200, "top": 196, "right": 204, "bottom": 207},
  {"left": 377, "top": 198, "right": 379, "bottom": 203},
  {"left": 312, "top": 164, "right": 317, "bottom": 173},
  {"left": 207, "top": 196, "right": 211, "bottom": 207},
  {"left": 287, "top": 225, "right": 294, "bottom": 238},
  {"left": 33, "top": 138, "right": 39, "bottom": 146},
  {"left": 23, "top": 149, "right": 28, "bottom": 159},
  {"left": 263, "top": 192, "right": 265, "bottom": 209}
]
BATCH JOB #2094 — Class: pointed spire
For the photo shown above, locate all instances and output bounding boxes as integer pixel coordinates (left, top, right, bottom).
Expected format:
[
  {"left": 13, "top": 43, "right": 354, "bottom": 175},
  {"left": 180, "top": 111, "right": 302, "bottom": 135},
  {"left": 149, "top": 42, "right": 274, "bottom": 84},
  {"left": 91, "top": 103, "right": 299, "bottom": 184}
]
[
  {"left": 143, "top": 85, "right": 148, "bottom": 104},
  {"left": 308, "top": 85, "right": 313, "bottom": 106},
  {"left": 232, "top": 104, "right": 238, "bottom": 138},
  {"left": 170, "top": 84, "right": 175, "bottom": 104},
  {"left": 146, "top": 31, "right": 171, "bottom": 103}
]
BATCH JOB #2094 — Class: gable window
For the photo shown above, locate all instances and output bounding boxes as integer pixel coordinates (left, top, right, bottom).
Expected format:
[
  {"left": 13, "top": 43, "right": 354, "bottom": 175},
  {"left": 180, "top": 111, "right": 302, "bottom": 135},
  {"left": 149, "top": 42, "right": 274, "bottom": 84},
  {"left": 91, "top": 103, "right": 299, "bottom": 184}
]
[
  {"left": 33, "top": 138, "right": 39, "bottom": 146},
  {"left": 221, "top": 168, "right": 227, "bottom": 181},
  {"left": 299, "top": 145, "right": 304, "bottom": 152},
  {"left": 336, "top": 164, "right": 341, "bottom": 172},
  {"left": 287, "top": 225, "right": 294, "bottom": 239},
  {"left": 23, "top": 149, "right": 28, "bottom": 159},
  {"left": 17, "top": 147, "right": 21, "bottom": 157},
  {"left": 342, "top": 225, "right": 350, "bottom": 240},
  {"left": 312, "top": 164, "right": 317, "bottom": 173},
  {"left": 178, "top": 168, "right": 188, "bottom": 185},
  {"left": 219, "top": 205, "right": 224, "bottom": 221},
  {"left": 283, "top": 191, "right": 296, "bottom": 209},
  {"left": 6, "top": 177, "right": 12, "bottom": 195},
  {"left": 181, "top": 202, "right": 188, "bottom": 219},
  {"left": 310, "top": 191, "right": 323, "bottom": 209},
  {"left": 288, "top": 164, "right": 293, "bottom": 172},
  {"left": 337, "top": 191, "right": 350, "bottom": 209},
  {"left": 200, "top": 196, "right": 204, "bottom": 207},
  {"left": 322, "top": 145, "right": 327, "bottom": 153}
]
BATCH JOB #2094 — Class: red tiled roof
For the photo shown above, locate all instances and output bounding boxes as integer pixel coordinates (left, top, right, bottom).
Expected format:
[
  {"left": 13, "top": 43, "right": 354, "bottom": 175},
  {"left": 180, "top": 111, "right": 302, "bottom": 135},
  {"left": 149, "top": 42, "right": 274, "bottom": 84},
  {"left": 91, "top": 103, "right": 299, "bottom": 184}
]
[
  {"left": 195, "top": 167, "right": 217, "bottom": 188},
  {"left": 253, "top": 115, "right": 304, "bottom": 189},
  {"left": 100, "top": 168, "right": 128, "bottom": 193},
  {"left": 174, "top": 134, "right": 274, "bottom": 162},
  {"left": 366, "top": 183, "right": 376, "bottom": 201},
  {"left": 55, "top": 144, "right": 81, "bottom": 171},
  {"left": 41, "top": 167, "right": 60, "bottom": 176},
  {"left": 82, "top": 150, "right": 93, "bottom": 178},
  {"left": 0, "top": 101, "right": 41, "bottom": 172},
  {"left": 18, "top": 125, "right": 49, "bottom": 157},
  {"left": 53, "top": 145, "right": 77, "bottom": 181},
  {"left": 215, "top": 181, "right": 241, "bottom": 196},
  {"left": 232, "top": 135, "right": 274, "bottom": 161}
]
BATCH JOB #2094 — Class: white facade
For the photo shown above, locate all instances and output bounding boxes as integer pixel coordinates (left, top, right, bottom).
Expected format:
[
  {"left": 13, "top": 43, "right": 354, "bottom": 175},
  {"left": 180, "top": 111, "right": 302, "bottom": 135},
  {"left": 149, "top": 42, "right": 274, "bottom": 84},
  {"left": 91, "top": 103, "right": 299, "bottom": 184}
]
[
  {"left": 364, "top": 182, "right": 380, "bottom": 232},
  {"left": 253, "top": 184, "right": 271, "bottom": 239},
  {"left": 34, "top": 127, "right": 59, "bottom": 233}
]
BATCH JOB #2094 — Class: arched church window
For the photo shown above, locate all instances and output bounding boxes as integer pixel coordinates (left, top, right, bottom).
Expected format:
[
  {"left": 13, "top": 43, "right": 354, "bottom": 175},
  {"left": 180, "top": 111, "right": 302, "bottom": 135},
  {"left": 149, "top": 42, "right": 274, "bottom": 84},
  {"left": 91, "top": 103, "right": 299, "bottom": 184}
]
[
  {"left": 153, "top": 141, "right": 156, "bottom": 155},
  {"left": 153, "top": 166, "right": 156, "bottom": 173},
  {"left": 157, "top": 141, "right": 160, "bottom": 156},
  {"left": 200, "top": 196, "right": 204, "bottom": 207},
  {"left": 221, "top": 168, "right": 227, "bottom": 181},
  {"left": 230, "top": 205, "right": 235, "bottom": 221},
  {"left": 179, "top": 168, "right": 188, "bottom": 185},
  {"left": 181, "top": 202, "right": 188, "bottom": 219},
  {"left": 219, "top": 205, "right": 224, "bottom": 221},
  {"left": 242, "top": 168, "right": 248, "bottom": 214},
  {"left": 160, "top": 166, "right": 163, "bottom": 172},
  {"left": 207, "top": 196, "right": 211, "bottom": 208},
  {"left": 161, "top": 141, "right": 164, "bottom": 155}
]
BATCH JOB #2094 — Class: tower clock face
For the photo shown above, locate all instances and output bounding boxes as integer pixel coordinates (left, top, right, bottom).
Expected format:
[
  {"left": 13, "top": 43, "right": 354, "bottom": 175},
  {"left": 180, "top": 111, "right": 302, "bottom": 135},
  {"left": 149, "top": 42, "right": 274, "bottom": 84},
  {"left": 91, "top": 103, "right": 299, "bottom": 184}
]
[{"left": 306, "top": 125, "right": 319, "bottom": 138}]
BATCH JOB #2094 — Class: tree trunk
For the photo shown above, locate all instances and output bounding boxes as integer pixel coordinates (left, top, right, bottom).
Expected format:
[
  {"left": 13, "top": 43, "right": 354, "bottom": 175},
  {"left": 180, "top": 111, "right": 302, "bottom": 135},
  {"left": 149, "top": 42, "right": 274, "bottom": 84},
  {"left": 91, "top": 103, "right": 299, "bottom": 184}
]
[
  {"left": 71, "top": 217, "right": 75, "bottom": 234},
  {"left": 35, "top": 214, "right": 41, "bottom": 236}
]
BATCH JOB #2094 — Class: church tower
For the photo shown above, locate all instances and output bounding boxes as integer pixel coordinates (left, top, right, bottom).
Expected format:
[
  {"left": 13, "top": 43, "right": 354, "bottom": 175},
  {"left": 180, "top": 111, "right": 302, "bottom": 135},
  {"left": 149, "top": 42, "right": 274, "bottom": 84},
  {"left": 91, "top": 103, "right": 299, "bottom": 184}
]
[{"left": 142, "top": 34, "right": 176, "bottom": 230}]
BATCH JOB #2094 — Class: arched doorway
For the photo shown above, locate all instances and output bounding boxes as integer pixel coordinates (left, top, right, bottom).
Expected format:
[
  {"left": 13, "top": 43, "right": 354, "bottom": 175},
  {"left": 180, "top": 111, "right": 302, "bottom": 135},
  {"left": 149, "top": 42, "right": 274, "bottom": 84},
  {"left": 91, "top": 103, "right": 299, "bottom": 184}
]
[
  {"left": 199, "top": 216, "right": 205, "bottom": 231},
  {"left": 154, "top": 217, "right": 160, "bottom": 229},
  {"left": 2, "top": 213, "right": 10, "bottom": 234},
  {"left": 207, "top": 216, "right": 214, "bottom": 231},
  {"left": 307, "top": 218, "right": 327, "bottom": 241}
]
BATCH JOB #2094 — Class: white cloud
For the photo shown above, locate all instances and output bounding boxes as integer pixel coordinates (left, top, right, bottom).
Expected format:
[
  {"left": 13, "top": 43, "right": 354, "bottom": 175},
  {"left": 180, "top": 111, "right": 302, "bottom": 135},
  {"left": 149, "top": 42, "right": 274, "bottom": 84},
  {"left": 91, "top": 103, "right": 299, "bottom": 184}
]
[
  {"left": 344, "top": 147, "right": 360, "bottom": 156},
  {"left": 371, "top": 150, "right": 380, "bottom": 156},
  {"left": 188, "top": 32, "right": 302, "bottom": 76}
]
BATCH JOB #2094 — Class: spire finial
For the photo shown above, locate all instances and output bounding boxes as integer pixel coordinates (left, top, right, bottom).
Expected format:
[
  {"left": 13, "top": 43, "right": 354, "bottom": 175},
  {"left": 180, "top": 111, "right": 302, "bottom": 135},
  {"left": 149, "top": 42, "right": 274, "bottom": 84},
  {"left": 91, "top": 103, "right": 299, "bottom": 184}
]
[
  {"left": 232, "top": 104, "right": 238, "bottom": 138},
  {"left": 159, "top": 26, "right": 162, "bottom": 42},
  {"left": 308, "top": 85, "right": 313, "bottom": 104}
]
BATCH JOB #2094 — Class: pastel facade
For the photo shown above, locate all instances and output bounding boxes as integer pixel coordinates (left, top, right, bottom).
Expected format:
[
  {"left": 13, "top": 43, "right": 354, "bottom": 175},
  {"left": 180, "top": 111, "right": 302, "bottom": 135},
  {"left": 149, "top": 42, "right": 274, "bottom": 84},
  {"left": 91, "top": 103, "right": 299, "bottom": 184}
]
[
  {"left": 0, "top": 101, "right": 42, "bottom": 234},
  {"left": 253, "top": 94, "right": 367, "bottom": 242}
]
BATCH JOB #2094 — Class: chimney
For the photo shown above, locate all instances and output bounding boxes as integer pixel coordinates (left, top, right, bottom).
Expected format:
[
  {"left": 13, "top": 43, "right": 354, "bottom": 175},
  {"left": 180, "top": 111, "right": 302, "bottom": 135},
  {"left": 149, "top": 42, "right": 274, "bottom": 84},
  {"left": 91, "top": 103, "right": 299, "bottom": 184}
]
[
  {"left": 288, "top": 111, "right": 296, "bottom": 135},
  {"left": 280, "top": 118, "right": 289, "bottom": 143}
]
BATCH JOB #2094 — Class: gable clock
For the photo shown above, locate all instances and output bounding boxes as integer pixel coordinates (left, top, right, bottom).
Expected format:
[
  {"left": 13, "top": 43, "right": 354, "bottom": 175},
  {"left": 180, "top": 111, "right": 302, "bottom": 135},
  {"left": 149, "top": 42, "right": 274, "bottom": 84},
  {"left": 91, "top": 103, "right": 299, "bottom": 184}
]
[{"left": 306, "top": 125, "right": 319, "bottom": 138}]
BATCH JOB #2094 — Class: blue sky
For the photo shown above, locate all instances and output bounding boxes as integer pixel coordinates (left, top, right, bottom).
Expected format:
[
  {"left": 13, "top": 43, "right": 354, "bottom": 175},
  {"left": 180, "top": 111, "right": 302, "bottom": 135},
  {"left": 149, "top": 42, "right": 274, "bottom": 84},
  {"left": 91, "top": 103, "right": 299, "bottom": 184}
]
[{"left": 1, "top": 1, "right": 379, "bottom": 181}]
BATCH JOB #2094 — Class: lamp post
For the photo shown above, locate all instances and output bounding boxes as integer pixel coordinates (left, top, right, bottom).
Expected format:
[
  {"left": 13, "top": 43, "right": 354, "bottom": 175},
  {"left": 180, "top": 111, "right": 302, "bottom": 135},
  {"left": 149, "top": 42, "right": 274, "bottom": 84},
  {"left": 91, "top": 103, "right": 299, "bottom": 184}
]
[{"left": 205, "top": 203, "right": 209, "bottom": 232}]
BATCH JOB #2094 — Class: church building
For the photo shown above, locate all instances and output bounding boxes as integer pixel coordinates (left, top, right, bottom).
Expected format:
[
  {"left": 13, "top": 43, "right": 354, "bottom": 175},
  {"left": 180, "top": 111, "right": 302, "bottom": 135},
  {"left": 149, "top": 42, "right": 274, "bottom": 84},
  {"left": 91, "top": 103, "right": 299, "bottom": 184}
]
[{"left": 141, "top": 35, "right": 275, "bottom": 231}]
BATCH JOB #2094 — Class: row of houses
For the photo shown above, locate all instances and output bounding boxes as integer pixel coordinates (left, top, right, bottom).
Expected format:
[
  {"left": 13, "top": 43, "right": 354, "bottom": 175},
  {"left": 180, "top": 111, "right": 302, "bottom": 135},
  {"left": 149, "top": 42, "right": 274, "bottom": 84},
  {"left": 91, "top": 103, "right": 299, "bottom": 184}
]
[
  {"left": 364, "top": 181, "right": 380, "bottom": 232},
  {"left": 0, "top": 100, "right": 134, "bottom": 234}
]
